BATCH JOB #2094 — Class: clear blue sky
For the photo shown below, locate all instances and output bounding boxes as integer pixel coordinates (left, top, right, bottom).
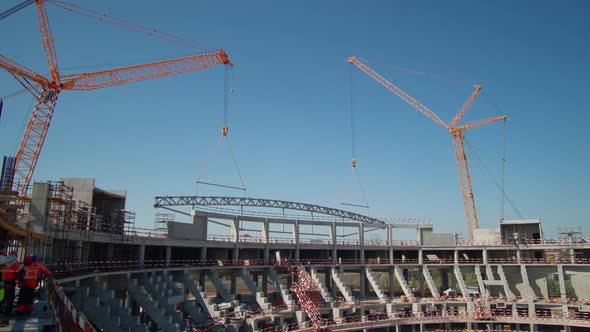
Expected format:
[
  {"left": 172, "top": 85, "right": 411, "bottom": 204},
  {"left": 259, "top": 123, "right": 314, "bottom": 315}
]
[{"left": 1, "top": 0, "right": 588, "bottom": 238}]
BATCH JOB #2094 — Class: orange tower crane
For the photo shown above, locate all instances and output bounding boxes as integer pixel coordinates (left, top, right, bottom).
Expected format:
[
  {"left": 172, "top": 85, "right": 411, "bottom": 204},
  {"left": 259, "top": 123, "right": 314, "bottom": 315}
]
[
  {"left": 348, "top": 56, "right": 505, "bottom": 240},
  {"left": 0, "top": 0, "right": 232, "bottom": 195}
]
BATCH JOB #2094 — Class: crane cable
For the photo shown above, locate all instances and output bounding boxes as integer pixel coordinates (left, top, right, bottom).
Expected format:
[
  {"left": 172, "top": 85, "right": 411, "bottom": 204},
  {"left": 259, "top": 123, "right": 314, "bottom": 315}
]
[
  {"left": 359, "top": 57, "right": 474, "bottom": 88},
  {"left": 463, "top": 126, "right": 524, "bottom": 220},
  {"left": 341, "top": 66, "right": 370, "bottom": 211},
  {"left": 46, "top": 0, "right": 211, "bottom": 52},
  {"left": 196, "top": 65, "right": 245, "bottom": 194}
]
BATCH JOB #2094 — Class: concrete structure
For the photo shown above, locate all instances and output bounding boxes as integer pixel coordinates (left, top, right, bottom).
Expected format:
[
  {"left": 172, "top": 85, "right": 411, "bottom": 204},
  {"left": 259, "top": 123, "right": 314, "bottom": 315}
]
[{"left": 2, "top": 180, "right": 590, "bottom": 331}]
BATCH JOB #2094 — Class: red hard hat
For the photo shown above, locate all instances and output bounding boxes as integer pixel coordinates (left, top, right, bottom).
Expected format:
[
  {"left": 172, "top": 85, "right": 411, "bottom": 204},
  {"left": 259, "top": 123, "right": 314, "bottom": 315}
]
[{"left": 23, "top": 256, "right": 33, "bottom": 264}]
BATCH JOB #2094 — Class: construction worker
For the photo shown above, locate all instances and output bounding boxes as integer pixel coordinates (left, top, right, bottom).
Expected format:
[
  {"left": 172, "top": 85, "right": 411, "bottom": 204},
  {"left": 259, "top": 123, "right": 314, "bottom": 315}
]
[
  {"left": 1, "top": 251, "right": 19, "bottom": 315},
  {"left": 16, "top": 256, "right": 37, "bottom": 316},
  {"left": 30, "top": 254, "right": 50, "bottom": 298},
  {"left": 30, "top": 254, "right": 51, "bottom": 279}
]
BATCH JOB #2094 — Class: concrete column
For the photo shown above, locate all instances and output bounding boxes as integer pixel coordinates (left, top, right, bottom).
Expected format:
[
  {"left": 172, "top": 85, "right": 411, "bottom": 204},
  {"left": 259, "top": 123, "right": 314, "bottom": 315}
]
[
  {"left": 328, "top": 271, "right": 337, "bottom": 298},
  {"left": 200, "top": 247, "right": 207, "bottom": 264},
  {"left": 263, "top": 247, "right": 270, "bottom": 262},
  {"left": 419, "top": 266, "right": 425, "bottom": 298},
  {"left": 231, "top": 217, "right": 240, "bottom": 242},
  {"left": 107, "top": 244, "right": 114, "bottom": 261},
  {"left": 516, "top": 249, "right": 522, "bottom": 263},
  {"left": 262, "top": 219, "right": 270, "bottom": 244},
  {"left": 75, "top": 241, "right": 83, "bottom": 261},
  {"left": 293, "top": 220, "right": 299, "bottom": 244},
  {"left": 389, "top": 267, "right": 395, "bottom": 297},
  {"left": 294, "top": 220, "right": 300, "bottom": 263},
  {"left": 389, "top": 247, "right": 394, "bottom": 264},
  {"left": 199, "top": 272, "right": 206, "bottom": 288},
  {"left": 557, "top": 265, "right": 567, "bottom": 300},
  {"left": 442, "top": 269, "right": 449, "bottom": 291},
  {"left": 359, "top": 223, "right": 365, "bottom": 264},
  {"left": 387, "top": 224, "right": 392, "bottom": 245},
  {"left": 454, "top": 250, "right": 459, "bottom": 264},
  {"left": 360, "top": 270, "right": 366, "bottom": 299},
  {"left": 231, "top": 271, "right": 237, "bottom": 295},
  {"left": 418, "top": 249, "right": 423, "bottom": 265},
  {"left": 232, "top": 247, "right": 239, "bottom": 261},
  {"left": 330, "top": 223, "right": 337, "bottom": 262},
  {"left": 482, "top": 249, "right": 488, "bottom": 264},
  {"left": 138, "top": 244, "right": 145, "bottom": 266},
  {"left": 165, "top": 246, "right": 171, "bottom": 266}
]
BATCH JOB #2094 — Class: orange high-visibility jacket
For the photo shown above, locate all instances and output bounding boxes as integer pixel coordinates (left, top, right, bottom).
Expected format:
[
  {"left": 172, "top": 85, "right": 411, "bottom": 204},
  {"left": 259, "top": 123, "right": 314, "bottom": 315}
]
[
  {"left": 2, "top": 261, "right": 19, "bottom": 281},
  {"left": 20, "top": 266, "right": 39, "bottom": 288},
  {"left": 32, "top": 262, "right": 51, "bottom": 278}
]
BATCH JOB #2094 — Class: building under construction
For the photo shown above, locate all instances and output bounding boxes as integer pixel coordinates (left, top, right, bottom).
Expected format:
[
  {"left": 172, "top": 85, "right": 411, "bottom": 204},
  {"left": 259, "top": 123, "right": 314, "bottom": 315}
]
[
  {"left": 0, "top": 178, "right": 589, "bottom": 331},
  {"left": 0, "top": 1, "right": 589, "bottom": 331}
]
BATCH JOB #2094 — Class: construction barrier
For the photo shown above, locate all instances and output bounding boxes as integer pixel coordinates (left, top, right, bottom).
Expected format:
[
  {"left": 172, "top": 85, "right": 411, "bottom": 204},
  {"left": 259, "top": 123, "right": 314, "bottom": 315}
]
[{"left": 46, "top": 277, "right": 97, "bottom": 332}]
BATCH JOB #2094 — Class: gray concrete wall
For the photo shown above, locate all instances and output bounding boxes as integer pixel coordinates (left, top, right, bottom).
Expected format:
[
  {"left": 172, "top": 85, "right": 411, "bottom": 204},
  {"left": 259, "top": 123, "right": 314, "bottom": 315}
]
[
  {"left": 420, "top": 229, "right": 455, "bottom": 246},
  {"left": 168, "top": 218, "right": 207, "bottom": 241},
  {"left": 567, "top": 267, "right": 590, "bottom": 299},
  {"left": 473, "top": 228, "right": 500, "bottom": 242},
  {"left": 527, "top": 266, "right": 556, "bottom": 299},
  {"left": 502, "top": 266, "right": 526, "bottom": 298},
  {"left": 29, "top": 182, "right": 49, "bottom": 230},
  {"left": 61, "top": 178, "right": 95, "bottom": 204}
]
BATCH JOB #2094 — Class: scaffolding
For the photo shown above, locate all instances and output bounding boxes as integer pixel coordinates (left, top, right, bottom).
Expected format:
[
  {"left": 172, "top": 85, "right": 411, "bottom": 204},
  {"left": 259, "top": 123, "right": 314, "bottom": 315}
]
[
  {"left": 559, "top": 226, "right": 584, "bottom": 262},
  {"left": 154, "top": 212, "right": 174, "bottom": 232},
  {"left": 43, "top": 181, "right": 78, "bottom": 263}
]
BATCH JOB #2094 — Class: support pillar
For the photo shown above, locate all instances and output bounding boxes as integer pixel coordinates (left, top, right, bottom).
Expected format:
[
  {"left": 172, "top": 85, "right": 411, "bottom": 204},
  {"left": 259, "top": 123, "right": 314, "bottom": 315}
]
[
  {"left": 389, "top": 267, "right": 395, "bottom": 297},
  {"left": 263, "top": 219, "right": 270, "bottom": 262},
  {"left": 75, "top": 241, "right": 83, "bottom": 261},
  {"left": 419, "top": 266, "right": 425, "bottom": 298},
  {"left": 328, "top": 271, "right": 337, "bottom": 299},
  {"left": 359, "top": 224, "right": 365, "bottom": 263},
  {"left": 442, "top": 269, "right": 449, "bottom": 291},
  {"left": 106, "top": 244, "right": 114, "bottom": 261},
  {"left": 231, "top": 217, "right": 239, "bottom": 242},
  {"left": 165, "top": 246, "right": 171, "bottom": 266},
  {"left": 387, "top": 224, "right": 392, "bottom": 246},
  {"left": 262, "top": 219, "right": 269, "bottom": 243},
  {"left": 200, "top": 247, "right": 207, "bottom": 264},
  {"left": 389, "top": 247, "right": 394, "bottom": 264},
  {"left": 138, "top": 244, "right": 145, "bottom": 267},
  {"left": 232, "top": 247, "right": 239, "bottom": 261},
  {"left": 294, "top": 220, "right": 300, "bottom": 263},
  {"left": 482, "top": 249, "right": 488, "bottom": 264},
  {"left": 454, "top": 250, "right": 459, "bottom": 265},
  {"left": 360, "top": 270, "right": 366, "bottom": 299},
  {"left": 557, "top": 265, "right": 567, "bottom": 300},
  {"left": 330, "top": 222, "right": 337, "bottom": 263},
  {"left": 418, "top": 249, "right": 423, "bottom": 265},
  {"left": 231, "top": 271, "right": 237, "bottom": 296}
]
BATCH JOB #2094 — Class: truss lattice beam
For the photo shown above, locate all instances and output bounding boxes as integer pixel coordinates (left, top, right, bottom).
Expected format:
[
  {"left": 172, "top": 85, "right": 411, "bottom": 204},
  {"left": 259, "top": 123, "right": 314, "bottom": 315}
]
[{"left": 154, "top": 196, "right": 384, "bottom": 224}]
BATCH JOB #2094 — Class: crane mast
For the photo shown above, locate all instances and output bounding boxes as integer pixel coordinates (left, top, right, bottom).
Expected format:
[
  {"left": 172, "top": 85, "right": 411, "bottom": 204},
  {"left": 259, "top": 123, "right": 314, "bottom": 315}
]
[{"left": 348, "top": 56, "right": 505, "bottom": 239}]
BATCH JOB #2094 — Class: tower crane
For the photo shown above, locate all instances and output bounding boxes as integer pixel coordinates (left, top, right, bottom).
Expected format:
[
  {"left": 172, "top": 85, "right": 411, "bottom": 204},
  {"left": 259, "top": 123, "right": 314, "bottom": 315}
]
[
  {"left": 348, "top": 56, "right": 505, "bottom": 240},
  {"left": 0, "top": 0, "right": 232, "bottom": 196}
]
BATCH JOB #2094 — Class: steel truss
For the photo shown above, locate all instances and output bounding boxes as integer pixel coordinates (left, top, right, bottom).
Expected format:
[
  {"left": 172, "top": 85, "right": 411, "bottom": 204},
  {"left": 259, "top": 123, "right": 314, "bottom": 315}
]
[{"left": 154, "top": 196, "right": 384, "bottom": 224}]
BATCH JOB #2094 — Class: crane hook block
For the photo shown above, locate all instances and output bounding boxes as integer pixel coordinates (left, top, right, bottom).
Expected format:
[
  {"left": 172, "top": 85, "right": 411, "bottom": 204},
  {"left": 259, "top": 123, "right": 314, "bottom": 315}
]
[
  {"left": 352, "top": 157, "right": 357, "bottom": 168},
  {"left": 222, "top": 125, "right": 229, "bottom": 136}
]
